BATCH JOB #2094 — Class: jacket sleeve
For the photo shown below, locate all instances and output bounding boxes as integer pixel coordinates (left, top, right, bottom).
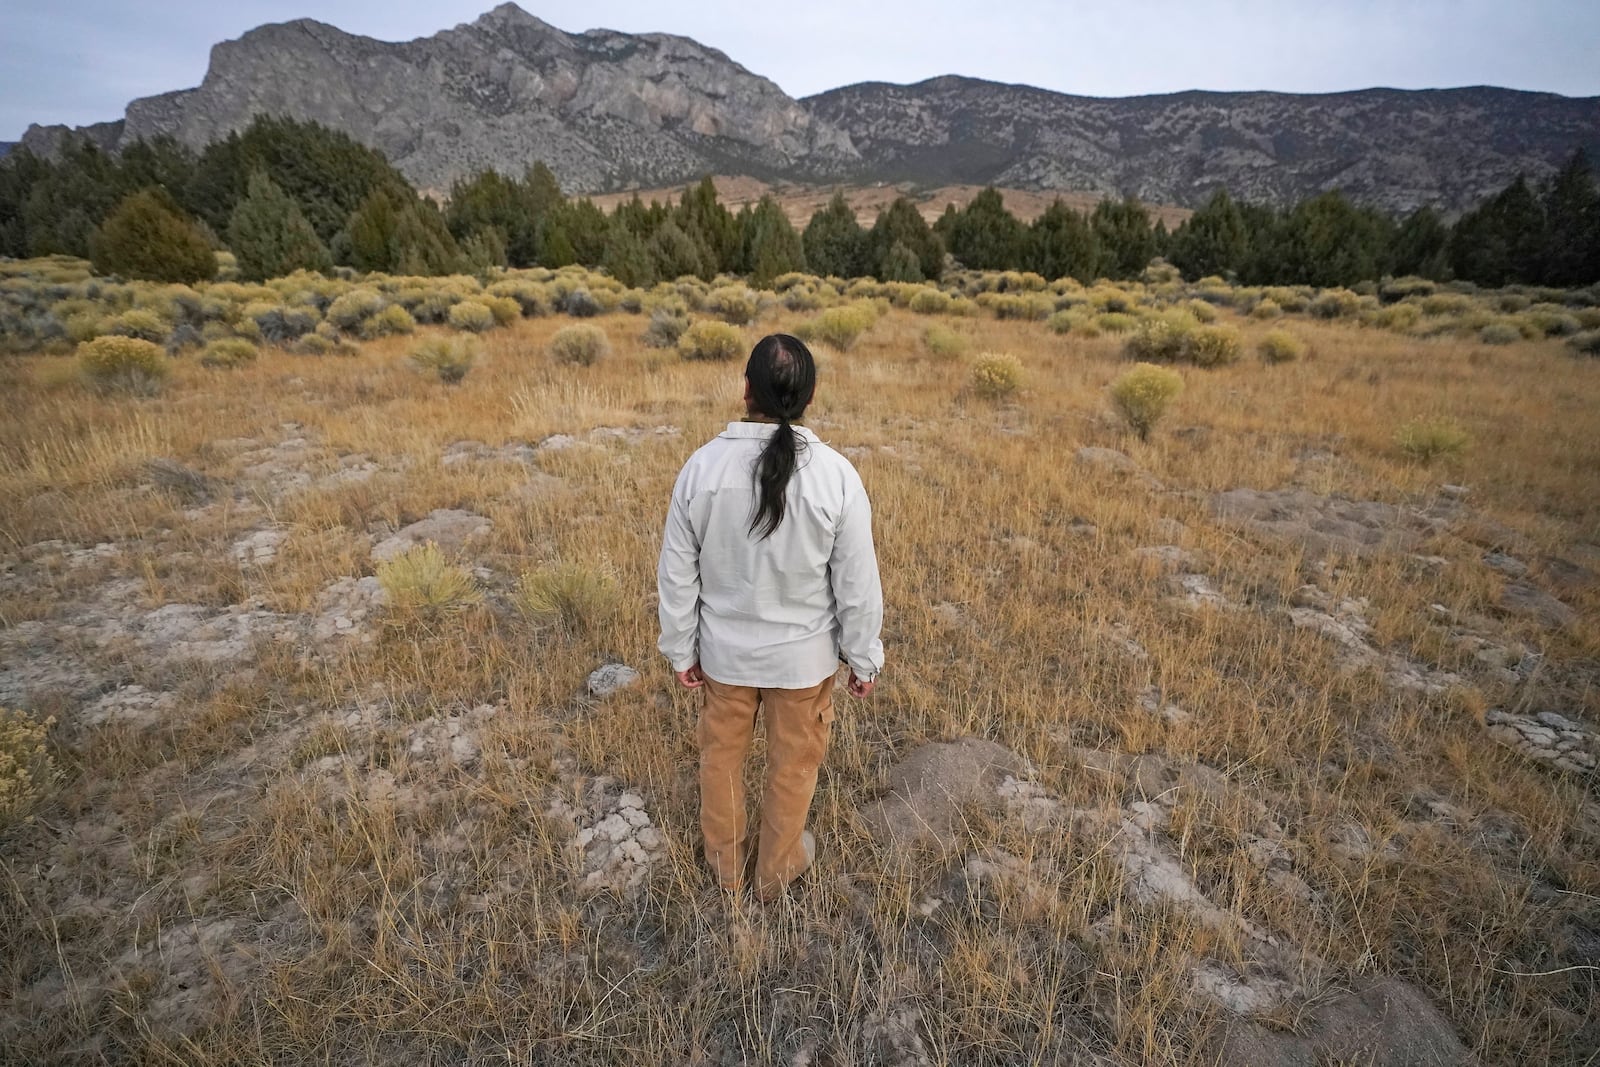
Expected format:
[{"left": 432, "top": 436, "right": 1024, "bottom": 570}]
[
  {"left": 656, "top": 468, "right": 702, "bottom": 672},
  {"left": 829, "top": 476, "right": 885, "bottom": 680}
]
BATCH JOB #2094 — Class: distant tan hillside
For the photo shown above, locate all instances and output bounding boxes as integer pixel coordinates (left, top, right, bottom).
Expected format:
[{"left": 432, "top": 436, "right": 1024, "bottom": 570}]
[{"left": 590, "top": 176, "right": 1193, "bottom": 230}]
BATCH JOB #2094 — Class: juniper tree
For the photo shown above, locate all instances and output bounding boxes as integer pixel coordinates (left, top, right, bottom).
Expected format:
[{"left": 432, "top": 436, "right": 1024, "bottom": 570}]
[
  {"left": 91, "top": 187, "right": 216, "bottom": 283},
  {"left": 228, "top": 171, "right": 332, "bottom": 281}
]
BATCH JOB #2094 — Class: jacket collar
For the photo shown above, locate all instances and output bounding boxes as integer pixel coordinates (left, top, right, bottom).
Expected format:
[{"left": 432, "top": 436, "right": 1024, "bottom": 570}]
[{"left": 719, "top": 421, "right": 820, "bottom": 442}]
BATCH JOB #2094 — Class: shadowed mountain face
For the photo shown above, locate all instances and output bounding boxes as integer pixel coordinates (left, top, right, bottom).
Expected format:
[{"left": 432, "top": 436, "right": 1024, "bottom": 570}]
[
  {"left": 17, "top": 5, "right": 1600, "bottom": 211},
  {"left": 805, "top": 77, "right": 1600, "bottom": 214}
]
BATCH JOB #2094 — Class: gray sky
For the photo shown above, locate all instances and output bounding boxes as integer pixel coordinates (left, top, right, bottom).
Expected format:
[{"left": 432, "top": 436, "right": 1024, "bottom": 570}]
[{"left": 4, "top": 0, "right": 1599, "bottom": 140}]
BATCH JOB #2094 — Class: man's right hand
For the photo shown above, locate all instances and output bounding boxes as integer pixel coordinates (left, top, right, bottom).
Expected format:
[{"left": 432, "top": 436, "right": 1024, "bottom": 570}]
[
  {"left": 847, "top": 671, "right": 876, "bottom": 698},
  {"left": 676, "top": 663, "right": 706, "bottom": 690}
]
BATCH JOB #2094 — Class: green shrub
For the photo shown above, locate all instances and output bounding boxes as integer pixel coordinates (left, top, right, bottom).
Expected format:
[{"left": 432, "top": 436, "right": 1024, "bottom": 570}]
[
  {"left": 561, "top": 287, "right": 602, "bottom": 318},
  {"left": 0, "top": 707, "right": 58, "bottom": 828},
  {"left": 361, "top": 303, "right": 417, "bottom": 339},
  {"left": 802, "top": 304, "right": 873, "bottom": 352},
  {"left": 1479, "top": 322, "right": 1522, "bottom": 345},
  {"left": 1496, "top": 293, "right": 1532, "bottom": 313},
  {"left": 706, "top": 286, "right": 760, "bottom": 325},
  {"left": 1379, "top": 276, "right": 1437, "bottom": 303},
  {"left": 447, "top": 300, "right": 497, "bottom": 333},
  {"left": 1520, "top": 308, "right": 1582, "bottom": 337},
  {"left": 1263, "top": 286, "right": 1309, "bottom": 313},
  {"left": 1096, "top": 312, "right": 1138, "bottom": 334},
  {"left": 549, "top": 324, "right": 611, "bottom": 366},
  {"left": 481, "top": 295, "right": 522, "bottom": 326},
  {"left": 1396, "top": 417, "right": 1470, "bottom": 464},
  {"left": 643, "top": 307, "right": 689, "bottom": 349},
  {"left": 1046, "top": 310, "right": 1076, "bottom": 334},
  {"left": 1124, "top": 314, "right": 1195, "bottom": 362},
  {"left": 1373, "top": 303, "right": 1423, "bottom": 332},
  {"left": 1566, "top": 330, "right": 1600, "bottom": 356},
  {"left": 1420, "top": 292, "right": 1474, "bottom": 316},
  {"left": 677, "top": 320, "right": 744, "bottom": 362},
  {"left": 63, "top": 312, "right": 104, "bottom": 343},
  {"left": 377, "top": 542, "right": 482, "bottom": 616},
  {"left": 1186, "top": 299, "right": 1219, "bottom": 323},
  {"left": 294, "top": 333, "right": 335, "bottom": 356},
  {"left": 908, "top": 287, "right": 953, "bottom": 315},
  {"left": 514, "top": 563, "right": 620, "bottom": 636},
  {"left": 1110, "top": 363, "right": 1184, "bottom": 441},
  {"left": 76, "top": 336, "right": 169, "bottom": 394},
  {"left": 103, "top": 308, "right": 170, "bottom": 343},
  {"left": 923, "top": 323, "right": 968, "bottom": 360},
  {"left": 1309, "top": 289, "right": 1361, "bottom": 319},
  {"left": 246, "top": 303, "right": 319, "bottom": 344},
  {"left": 1258, "top": 330, "right": 1307, "bottom": 364},
  {"left": 199, "top": 338, "right": 259, "bottom": 368},
  {"left": 1250, "top": 299, "right": 1283, "bottom": 320},
  {"left": 488, "top": 279, "right": 552, "bottom": 317},
  {"left": 970, "top": 352, "right": 1023, "bottom": 399},
  {"left": 1185, "top": 324, "right": 1242, "bottom": 367},
  {"left": 409, "top": 335, "right": 481, "bottom": 383},
  {"left": 326, "top": 289, "right": 386, "bottom": 332},
  {"left": 782, "top": 286, "right": 823, "bottom": 312}
]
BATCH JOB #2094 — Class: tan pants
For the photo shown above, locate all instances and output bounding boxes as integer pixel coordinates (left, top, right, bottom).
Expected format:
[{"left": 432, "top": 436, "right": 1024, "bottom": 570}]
[{"left": 697, "top": 672, "right": 835, "bottom": 900}]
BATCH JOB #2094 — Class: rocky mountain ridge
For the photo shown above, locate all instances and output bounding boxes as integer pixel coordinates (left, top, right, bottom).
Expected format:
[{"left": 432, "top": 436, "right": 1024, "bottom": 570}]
[
  {"left": 17, "top": 4, "right": 1600, "bottom": 213},
  {"left": 807, "top": 77, "right": 1600, "bottom": 214}
]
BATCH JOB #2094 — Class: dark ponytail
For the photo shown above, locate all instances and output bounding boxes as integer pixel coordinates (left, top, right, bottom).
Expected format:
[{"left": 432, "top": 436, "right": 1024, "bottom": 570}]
[{"left": 745, "top": 334, "right": 817, "bottom": 540}]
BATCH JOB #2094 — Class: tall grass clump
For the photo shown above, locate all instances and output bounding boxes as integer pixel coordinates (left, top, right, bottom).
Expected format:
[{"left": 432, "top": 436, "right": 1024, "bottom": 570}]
[
  {"left": 1258, "top": 330, "right": 1307, "bottom": 364},
  {"left": 410, "top": 335, "right": 481, "bottom": 383},
  {"left": 549, "top": 324, "right": 611, "bottom": 366},
  {"left": 377, "top": 542, "right": 482, "bottom": 617},
  {"left": 76, "top": 336, "right": 169, "bottom": 394},
  {"left": 515, "top": 563, "right": 620, "bottom": 636},
  {"left": 1568, "top": 330, "right": 1600, "bottom": 356},
  {"left": 970, "top": 353, "right": 1023, "bottom": 399},
  {"left": 1110, "top": 363, "right": 1184, "bottom": 442},
  {"left": 923, "top": 323, "right": 968, "bottom": 360},
  {"left": 0, "top": 707, "right": 58, "bottom": 827},
  {"left": 1396, "top": 417, "right": 1470, "bottom": 464},
  {"left": 677, "top": 320, "right": 744, "bottom": 362}
]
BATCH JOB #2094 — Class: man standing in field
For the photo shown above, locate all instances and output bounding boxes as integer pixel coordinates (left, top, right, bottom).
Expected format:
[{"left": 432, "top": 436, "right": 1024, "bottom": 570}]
[{"left": 657, "top": 333, "right": 884, "bottom": 901}]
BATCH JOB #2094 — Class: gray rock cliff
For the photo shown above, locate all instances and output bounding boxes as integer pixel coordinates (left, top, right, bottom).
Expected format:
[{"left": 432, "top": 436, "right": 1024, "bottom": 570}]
[{"left": 17, "top": 6, "right": 1600, "bottom": 213}]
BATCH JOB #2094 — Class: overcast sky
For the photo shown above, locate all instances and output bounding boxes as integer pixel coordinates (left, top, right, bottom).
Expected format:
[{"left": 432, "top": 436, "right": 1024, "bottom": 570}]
[{"left": 3, "top": 0, "right": 1598, "bottom": 140}]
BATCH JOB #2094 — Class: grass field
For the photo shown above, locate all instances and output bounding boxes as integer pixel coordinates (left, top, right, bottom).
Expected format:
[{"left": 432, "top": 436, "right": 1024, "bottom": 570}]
[{"left": 1, "top": 260, "right": 1597, "bottom": 1064}]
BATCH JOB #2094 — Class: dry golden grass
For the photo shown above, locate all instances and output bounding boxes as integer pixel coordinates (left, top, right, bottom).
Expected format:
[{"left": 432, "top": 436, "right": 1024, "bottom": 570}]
[{"left": 0, "top": 281, "right": 1597, "bottom": 1064}]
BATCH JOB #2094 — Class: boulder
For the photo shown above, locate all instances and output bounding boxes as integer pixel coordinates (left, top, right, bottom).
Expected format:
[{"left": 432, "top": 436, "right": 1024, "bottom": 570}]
[
  {"left": 1211, "top": 978, "right": 1474, "bottom": 1066},
  {"left": 857, "top": 738, "right": 1030, "bottom": 850}
]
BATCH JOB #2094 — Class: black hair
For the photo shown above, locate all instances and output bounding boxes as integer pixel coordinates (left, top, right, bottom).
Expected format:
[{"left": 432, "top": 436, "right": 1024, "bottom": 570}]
[{"left": 745, "top": 333, "right": 817, "bottom": 539}]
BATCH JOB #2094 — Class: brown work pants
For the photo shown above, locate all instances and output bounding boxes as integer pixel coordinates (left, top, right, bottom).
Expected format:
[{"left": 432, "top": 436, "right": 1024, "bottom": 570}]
[{"left": 697, "top": 672, "right": 835, "bottom": 900}]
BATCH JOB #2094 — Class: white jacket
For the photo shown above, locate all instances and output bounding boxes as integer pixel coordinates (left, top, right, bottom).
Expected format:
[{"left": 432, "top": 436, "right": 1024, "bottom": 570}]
[{"left": 657, "top": 421, "right": 885, "bottom": 689}]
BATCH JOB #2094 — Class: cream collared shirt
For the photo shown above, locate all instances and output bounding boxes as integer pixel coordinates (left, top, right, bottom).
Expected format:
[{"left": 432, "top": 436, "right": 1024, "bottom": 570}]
[{"left": 657, "top": 421, "right": 885, "bottom": 689}]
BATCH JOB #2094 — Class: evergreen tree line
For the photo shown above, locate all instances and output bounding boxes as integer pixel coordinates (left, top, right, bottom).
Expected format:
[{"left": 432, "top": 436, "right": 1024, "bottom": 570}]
[
  {"left": 2, "top": 113, "right": 1595, "bottom": 290},
  {"left": 1163, "top": 150, "right": 1600, "bottom": 289}
]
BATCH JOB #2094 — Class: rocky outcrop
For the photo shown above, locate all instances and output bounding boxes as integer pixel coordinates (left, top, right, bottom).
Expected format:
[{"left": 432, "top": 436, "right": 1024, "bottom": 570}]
[
  {"left": 18, "top": 6, "right": 1597, "bottom": 211},
  {"left": 22, "top": 3, "right": 859, "bottom": 194},
  {"left": 806, "top": 77, "right": 1600, "bottom": 213}
]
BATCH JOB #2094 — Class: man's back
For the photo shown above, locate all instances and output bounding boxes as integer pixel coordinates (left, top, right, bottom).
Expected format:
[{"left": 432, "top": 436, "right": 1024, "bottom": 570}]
[{"left": 657, "top": 420, "right": 883, "bottom": 689}]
